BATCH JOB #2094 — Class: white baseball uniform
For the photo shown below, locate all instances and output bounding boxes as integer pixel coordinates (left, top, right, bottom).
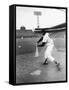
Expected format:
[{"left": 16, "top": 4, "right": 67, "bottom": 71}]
[{"left": 42, "top": 33, "right": 55, "bottom": 62}]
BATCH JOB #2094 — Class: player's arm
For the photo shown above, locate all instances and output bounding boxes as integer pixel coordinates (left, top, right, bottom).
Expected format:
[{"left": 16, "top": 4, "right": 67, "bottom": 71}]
[
  {"left": 37, "top": 39, "right": 48, "bottom": 47},
  {"left": 37, "top": 42, "right": 46, "bottom": 47},
  {"left": 37, "top": 36, "right": 43, "bottom": 44}
]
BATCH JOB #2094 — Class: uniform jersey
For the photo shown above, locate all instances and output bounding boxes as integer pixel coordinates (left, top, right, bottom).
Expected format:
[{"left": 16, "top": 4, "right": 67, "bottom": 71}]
[{"left": 42, "top": 33, "right": 54, "bottom": 46}]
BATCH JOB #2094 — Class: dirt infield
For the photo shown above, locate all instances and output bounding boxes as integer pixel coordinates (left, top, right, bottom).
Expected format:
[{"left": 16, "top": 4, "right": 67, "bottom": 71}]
[{"left": 16, "top": 32, "right": 66, "bottom": 83}]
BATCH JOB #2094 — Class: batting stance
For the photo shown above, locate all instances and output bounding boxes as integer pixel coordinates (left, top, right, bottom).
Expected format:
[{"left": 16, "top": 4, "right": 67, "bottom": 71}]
[{"left": 37, "top": 32, "right": 60, "bottom": 70}]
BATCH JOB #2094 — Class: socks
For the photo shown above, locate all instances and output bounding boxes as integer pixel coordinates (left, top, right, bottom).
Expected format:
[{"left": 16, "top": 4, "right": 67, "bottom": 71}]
[{"left": 54, "top": 61, "right": 58, "bottom": 65}]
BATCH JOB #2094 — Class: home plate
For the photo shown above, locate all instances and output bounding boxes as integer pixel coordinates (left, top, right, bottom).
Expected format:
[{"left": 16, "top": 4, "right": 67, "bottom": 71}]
[{"left": 30, "top": 70, "right": 42, "bottom": 76}]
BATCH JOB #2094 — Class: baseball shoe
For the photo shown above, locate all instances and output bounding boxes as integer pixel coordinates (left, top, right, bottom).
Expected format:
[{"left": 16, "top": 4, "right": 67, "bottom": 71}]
[
  {"left": 43, "top": 59, "right": 48, "bottom": 65},
  {"left": 56, "top": 63, "right": 61, "bottom": 71},
  {"left": 53, "top": 61, "right": 61, "bottom": 71}
]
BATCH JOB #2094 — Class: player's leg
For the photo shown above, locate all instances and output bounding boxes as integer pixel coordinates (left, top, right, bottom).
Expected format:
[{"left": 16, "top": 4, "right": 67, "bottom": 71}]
[
  {"left": 43, "top": 49, "right": 48, "bottom": 65},
  {"left": 43, "top": 58, "right": 48, "bottom": 65},
  {"left": 53, "top": 61, "right": 61, "bottom": 71},
  {"left": 47, "top": 45, "right": 61, "bottom": 71},
  {"left": 43, "top": 45, "right": 51, "bottom": 65},
  {"left": 49, "top": 56, "right": 61, "bottom": 71}
]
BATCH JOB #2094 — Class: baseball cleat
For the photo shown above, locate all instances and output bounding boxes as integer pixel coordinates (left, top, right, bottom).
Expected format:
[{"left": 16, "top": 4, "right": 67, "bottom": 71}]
[
  {"left": 56, "top": 63, "right": 61, "bottom": 71},
  {"left": 43, "top": 61, "right": 48, "bottom": 65}
]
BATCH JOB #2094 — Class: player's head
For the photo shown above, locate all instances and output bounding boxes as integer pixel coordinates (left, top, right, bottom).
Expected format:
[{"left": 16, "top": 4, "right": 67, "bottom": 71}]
[{"left": 46, "top": 33, "right": 49, "bottom": 37}]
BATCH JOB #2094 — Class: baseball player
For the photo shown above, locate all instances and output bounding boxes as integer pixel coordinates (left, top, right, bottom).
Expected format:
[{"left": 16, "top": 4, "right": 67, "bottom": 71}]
[{"left": 37, "top": 32, "right": 61, "bottom": 70}]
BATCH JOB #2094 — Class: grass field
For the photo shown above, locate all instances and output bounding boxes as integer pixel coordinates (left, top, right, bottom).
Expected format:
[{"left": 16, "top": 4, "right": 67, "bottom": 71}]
[{"left": 16, "top": 31, "right": 66, "bottom": 84}]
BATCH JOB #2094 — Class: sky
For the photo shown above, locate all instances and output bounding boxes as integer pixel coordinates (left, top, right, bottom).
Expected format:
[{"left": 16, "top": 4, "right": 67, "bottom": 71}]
[{"left": 16, "top": 6, "right": 66, "bottom": 30}]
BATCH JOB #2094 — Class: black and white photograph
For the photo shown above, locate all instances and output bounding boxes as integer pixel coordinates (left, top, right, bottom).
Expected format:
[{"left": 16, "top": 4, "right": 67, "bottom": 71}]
[{"left": 15, "top": 5, "right": 67, "bottom": 84}]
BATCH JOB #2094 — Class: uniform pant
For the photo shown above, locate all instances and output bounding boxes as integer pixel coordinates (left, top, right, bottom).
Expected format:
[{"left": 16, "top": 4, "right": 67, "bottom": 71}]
[{"left": 44, "top": 45, "right": 55, "bottom": 62}]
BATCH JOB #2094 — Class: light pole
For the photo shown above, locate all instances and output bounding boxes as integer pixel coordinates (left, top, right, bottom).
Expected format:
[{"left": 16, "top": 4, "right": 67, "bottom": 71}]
[{"left": 34, "top": 11, "right": 42, "bottom": 28}]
